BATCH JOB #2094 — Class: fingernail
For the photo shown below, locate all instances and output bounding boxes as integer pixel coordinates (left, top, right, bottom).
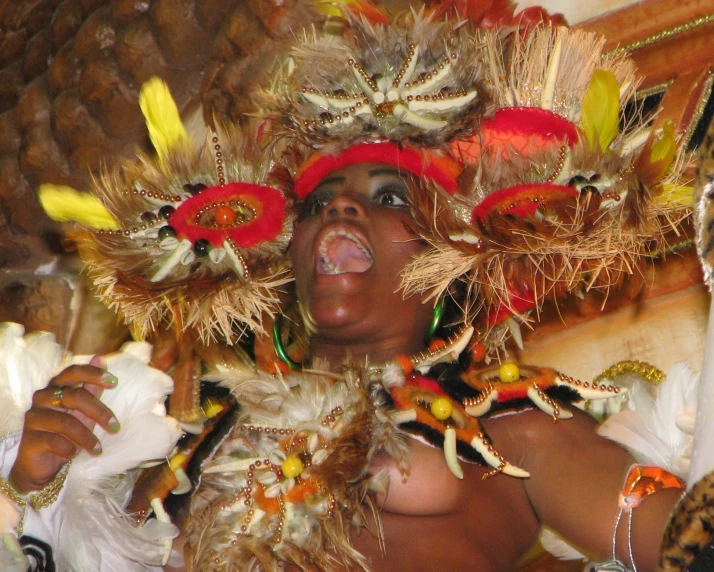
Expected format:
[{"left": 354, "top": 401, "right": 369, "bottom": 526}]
[
  {"left": 108, "top": 417, "right": 121, "bottom": 433},
  {"left": 101, "top": 372, "right": 118, "bottom": 386},
  {"left": 91, "top": 443, "right": 103, "bottom": 456}
]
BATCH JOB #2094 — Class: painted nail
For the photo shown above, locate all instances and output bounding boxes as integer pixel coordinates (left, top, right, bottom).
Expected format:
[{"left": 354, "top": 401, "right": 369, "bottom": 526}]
[
  {"left": 101, "top": 372, "right": 118, "bottom": 386},
  {"left": 108, "top": 417, "right": 121, "bottom": 433},
  {"left": 91, "top": 443, "right": 103, "bottom": 456}
]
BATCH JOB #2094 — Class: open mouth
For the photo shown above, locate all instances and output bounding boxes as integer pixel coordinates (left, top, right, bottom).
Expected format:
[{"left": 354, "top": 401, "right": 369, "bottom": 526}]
[{"left": 317, "top": 230, "right": 373, "bottom": 275}]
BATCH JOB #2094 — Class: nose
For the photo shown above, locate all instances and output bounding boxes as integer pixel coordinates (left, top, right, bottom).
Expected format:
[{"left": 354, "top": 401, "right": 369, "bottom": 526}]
[{"left": 322, "top": 193, "right": 366, "bottom": 220}]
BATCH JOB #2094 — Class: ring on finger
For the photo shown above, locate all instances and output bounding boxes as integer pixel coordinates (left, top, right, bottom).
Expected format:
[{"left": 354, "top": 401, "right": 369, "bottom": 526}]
[{"left": 51, "top": 387, "right": 64, "bottom": 408}]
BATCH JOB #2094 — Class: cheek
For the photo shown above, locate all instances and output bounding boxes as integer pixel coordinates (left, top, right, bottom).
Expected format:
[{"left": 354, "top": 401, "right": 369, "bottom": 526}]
[{"left": 379, "top": 216, "right": 426, "bottom": 269}]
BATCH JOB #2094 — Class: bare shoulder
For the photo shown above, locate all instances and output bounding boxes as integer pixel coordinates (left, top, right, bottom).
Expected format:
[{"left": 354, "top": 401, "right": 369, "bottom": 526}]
[{"left": 482, "top": 405, "right": 626, "bottom": 471}]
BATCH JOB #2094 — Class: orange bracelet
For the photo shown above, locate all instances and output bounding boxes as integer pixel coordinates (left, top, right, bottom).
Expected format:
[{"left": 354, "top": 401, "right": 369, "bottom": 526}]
[{"left": 619, "top": 464, "right": 685, "bottom": 511}]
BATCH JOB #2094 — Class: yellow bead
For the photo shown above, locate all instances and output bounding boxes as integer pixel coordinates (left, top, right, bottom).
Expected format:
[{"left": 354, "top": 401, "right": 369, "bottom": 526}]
[
  {"left": 499, "top": 362, "right": 520, "bottom": 383},
  {"left": 430, "top": 397, "right": 453, "bottom": 421},
  {"left": 281, "top": 456, "right": 304, "bottom": 479}
]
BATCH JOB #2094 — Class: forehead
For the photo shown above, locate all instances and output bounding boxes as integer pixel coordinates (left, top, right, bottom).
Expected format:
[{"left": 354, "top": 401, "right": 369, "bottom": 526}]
[{"left": 314, "top": 162, "right": 407, "bottom": 188}]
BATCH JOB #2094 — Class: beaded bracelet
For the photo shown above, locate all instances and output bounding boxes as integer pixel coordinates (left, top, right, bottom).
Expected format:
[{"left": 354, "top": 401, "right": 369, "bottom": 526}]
[{"left": 0, "top": 462, "right": 72, "bottom": 536}]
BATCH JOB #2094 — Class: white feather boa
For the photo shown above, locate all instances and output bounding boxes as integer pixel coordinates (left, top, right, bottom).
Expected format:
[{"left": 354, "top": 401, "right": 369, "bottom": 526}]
[{"left": 0, "top": 323, "right": 183, "bottom": 571}]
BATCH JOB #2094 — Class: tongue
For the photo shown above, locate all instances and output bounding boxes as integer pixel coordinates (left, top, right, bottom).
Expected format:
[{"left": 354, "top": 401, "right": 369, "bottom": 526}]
[{"left": 321, "top": 235, "right": 372, "bottom": 274}]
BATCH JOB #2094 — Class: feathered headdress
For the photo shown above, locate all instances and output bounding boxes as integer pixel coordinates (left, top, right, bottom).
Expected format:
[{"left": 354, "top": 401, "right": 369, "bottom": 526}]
[
  {"left": 41, "top": 78, "right": 293, "bottom": 344},
  {"left": 263, "top": 14, "right": 692, "bottom": 355}
]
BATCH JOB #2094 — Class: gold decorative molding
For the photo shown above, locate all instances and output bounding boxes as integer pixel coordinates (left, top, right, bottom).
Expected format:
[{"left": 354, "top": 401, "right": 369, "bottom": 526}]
[{"left": 611, "top": 12, "right": 714, "bottom": 55}]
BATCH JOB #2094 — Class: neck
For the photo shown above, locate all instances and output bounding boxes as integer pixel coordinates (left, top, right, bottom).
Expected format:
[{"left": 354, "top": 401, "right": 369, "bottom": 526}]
[{"left": 309, "top": 333, "right": 427, "bottom": 369}]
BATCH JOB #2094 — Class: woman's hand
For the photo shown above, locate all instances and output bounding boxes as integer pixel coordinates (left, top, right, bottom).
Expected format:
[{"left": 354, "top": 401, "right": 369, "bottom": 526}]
[{"left": 10, "top": 357, "right": 121, "bottom": 494}]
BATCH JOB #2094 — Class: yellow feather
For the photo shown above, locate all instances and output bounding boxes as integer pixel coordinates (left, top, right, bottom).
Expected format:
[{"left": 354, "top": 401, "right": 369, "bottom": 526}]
[
  {"left": 650, "top": 121, "right": 676, "bottom": 167},
  {"left": 139, "top": 77, "right": 188, "bottom": 159},
  {"left": 654, "top": 183, "right": 694, "bottom": 206},
  {"left": 580, "top": 70, "right": 620, "bottom": 152},
  {"left": 39, "top": 184, "right": 119, "bottom": 229},
  {"left": 315, "top": 0, "right": 346, "bottom": 17}
]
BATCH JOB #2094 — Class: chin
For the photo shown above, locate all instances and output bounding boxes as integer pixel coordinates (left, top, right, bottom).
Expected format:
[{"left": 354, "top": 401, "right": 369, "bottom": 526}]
[{"left": 304, "top": 297, "right": 372, "bottom": 339}]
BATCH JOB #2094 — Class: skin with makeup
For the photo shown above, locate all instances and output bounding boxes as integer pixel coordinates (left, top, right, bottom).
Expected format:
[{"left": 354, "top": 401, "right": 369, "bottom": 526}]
[{"left": 11, "top": 163, "right": 682, "bottom": 571}]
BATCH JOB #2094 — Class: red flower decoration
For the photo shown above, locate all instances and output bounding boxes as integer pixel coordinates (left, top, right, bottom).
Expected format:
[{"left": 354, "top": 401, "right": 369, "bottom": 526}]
[
  {"left": 472, "top": 182, "right": 578, "bottom": 223},
  {"left": 169, "top": 183, "right": 286, "bottom": 248}
]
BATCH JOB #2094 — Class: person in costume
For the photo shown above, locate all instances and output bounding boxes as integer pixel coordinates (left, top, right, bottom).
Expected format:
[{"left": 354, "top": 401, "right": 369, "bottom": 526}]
[{"left": 1, "top": 9, "right": 712, "bottom": 572}]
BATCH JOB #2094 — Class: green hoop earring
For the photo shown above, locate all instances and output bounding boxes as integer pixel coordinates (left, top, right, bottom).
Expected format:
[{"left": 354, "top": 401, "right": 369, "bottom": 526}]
[
  {"left": 273, "top": 313, "right": 301, "bottom": 370},
  {"left": 424, "top": 298, "right": 446, "bottom": 345}
]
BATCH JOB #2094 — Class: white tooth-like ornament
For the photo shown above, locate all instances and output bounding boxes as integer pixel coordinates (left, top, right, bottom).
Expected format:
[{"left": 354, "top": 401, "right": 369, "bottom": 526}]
[
  {"left": 506, "top": 317, "right": 524, "bottom": 351},
  {"left": 257, "top": 471, "right": 278, "bottom": 485},
  {"left": 391, "top": 409, "right": 418, "bottom": 424},
  {"left": 209, "top": 247, "right": 226, "bottom": 264},
  {"left": 281, "top": 478, "right": 295, "bottom": 495},
  {"left": 171, "top": 467, "right": 193, "bottom": 495},
  {"left": 180, "top": 249, "right": 195, "bottom": 265},
  {"left": 527, "top": 386, "right": 573, "bottom": 419},
  {"left": 204, "top": 458, "right": 257, "bottom": 474},
  {"left": 224, "top": 239, "right": 248, "bottom": 278},
  {"left": 470, "top": 436, "right": 530, "bottom": 478},
  {"left": 444, "top": 427, "right": 464, "bottom": 479},
  {"left": 269, "top": 449, "right": 287, "bottom": 466},
  {"left": 413, "top": 325, "right": 474, "bottom": 374},
  {"left": 312, "top": 449, "right": 329, "bottom": 465},
  {"left": 394, "top": 104, "right": 448, "bottom": 131},
  {"left": 159, "top": 237, "right": 179, "bottom": 250},
  {"left": 303, "top": 91, "right": 364, "bottom": 110},
  {"left": 308, "top": 432, "right": 320, "bottom": 453},
  {"left": 149, "top": 498, "right": 174, "bottom": 566},
  {"left": 145, "top": 228, "right": 159, "bottom": 239},
  {"left": 448, "top": 232, "right": 481, "bottom": 245},
  {"left": 464, "top": 388, "right": 498, "bottom": 417},
  {"left": 151, "top": 238, "right": 192, "bottom": 282},
  {"left": 264, "top": 483, "right": 282, "bottom": 498},
  {"left": 150, "top": 498, "right": 171, "bottom": 523}
]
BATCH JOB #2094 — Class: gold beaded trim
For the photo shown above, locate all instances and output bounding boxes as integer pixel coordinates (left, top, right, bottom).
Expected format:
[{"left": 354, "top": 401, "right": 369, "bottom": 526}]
[
  {"left": 0, "top": 461, "right": 72, "bottom": 535},
  {"left": 593, "top": 360, "right": 666, "bottom": 386},
  {"left": 684, "top": 71, "right": 714, "bottom": 149},
  {"left": 610, "top": 12, "right": 714, "bottom": 56}
]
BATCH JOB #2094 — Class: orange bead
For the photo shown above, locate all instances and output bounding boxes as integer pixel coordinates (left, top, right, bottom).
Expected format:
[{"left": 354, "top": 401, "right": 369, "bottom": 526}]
[
  {"left": 214, "top": 205, "right": 236, "bottom": 225},
  {"left": 470, "top": 342, "right": 487, "bottom": 362},
  {"left": 273, "top": 360, "right": 291, "bottom": 374},
  {"left": 395, "top": 354, "right": 413, "bottom": 375},
  {"left": 428, "top": 338, "right": 447, "bottom": 352}
]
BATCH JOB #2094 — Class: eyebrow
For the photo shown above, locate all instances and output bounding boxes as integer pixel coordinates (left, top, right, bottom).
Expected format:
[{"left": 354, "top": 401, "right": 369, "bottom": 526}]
[
  {"left": 315, "top": 176, "right": 345, "bottom": 188},
  {"left": 368, "top": 168, "right": 403, "bottom": 178}
]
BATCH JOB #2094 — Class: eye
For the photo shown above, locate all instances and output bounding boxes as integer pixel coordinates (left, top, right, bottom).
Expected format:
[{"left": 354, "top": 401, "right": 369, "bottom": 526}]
[
  {"left": 301, "top": 189, "right": 333, "bottom": 219},
  {"left": 374, "top": 185, "right": 409, "bottom": 208}
]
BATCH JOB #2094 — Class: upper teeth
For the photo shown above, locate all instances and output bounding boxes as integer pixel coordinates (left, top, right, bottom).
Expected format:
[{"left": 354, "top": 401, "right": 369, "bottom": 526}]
[{"left": 319, "top": 230, "right": 372, "bottom": 274}]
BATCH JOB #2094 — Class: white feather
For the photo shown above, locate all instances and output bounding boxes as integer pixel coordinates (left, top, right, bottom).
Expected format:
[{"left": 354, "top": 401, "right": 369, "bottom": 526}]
[
  {"left": 59, "top": 346, "right": 182, "bottom": 570},
  {"left": 0, "top": 323, "right": 66, "bottom": 436},
  {"left": 598, "top": 362, "right": 699, "bottom": 478},
  {"left": 539, "top": 527, "right": 587, "bottom": 561}
]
